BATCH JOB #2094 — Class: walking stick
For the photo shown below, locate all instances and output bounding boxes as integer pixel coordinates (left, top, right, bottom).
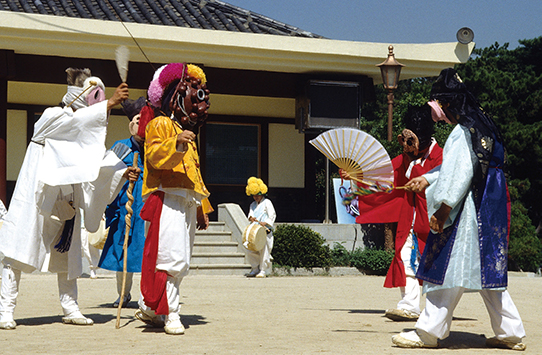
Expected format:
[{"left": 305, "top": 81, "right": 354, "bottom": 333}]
[{"left": 116, "top": 152, "right": 138, "bottom": 328}]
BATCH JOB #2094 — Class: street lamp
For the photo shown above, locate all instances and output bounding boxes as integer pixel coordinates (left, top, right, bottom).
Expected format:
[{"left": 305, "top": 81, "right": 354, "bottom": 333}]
[{"left": 376, "top": 45, "right": 404, "bottom": 141}]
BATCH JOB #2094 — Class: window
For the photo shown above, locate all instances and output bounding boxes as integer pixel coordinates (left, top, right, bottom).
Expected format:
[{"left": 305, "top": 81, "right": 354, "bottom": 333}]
[{"left": 205, "top": 123, "right": 259, "bottom": 185}]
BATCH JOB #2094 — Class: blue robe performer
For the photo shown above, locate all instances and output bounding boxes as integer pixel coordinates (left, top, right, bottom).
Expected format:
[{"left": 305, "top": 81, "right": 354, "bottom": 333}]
[
  {"left": 99, "top": 97, "right": 147, "bottom": 307},
  {"left": 392, "top": 68, "right": 526, "bottom": 351}
]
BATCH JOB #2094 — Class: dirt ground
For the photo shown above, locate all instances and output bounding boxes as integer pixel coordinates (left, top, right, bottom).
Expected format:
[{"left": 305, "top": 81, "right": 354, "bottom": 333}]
[{"left": 0, "top": 271, "right": 539, "bottom": 354}]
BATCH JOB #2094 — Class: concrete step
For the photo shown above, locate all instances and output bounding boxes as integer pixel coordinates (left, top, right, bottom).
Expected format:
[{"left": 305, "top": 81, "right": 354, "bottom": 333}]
[
  {"left": 195, "top": 231, "right": 233, "bottom": 242},
  {"left": 203, "top": 221, "right": 227, "bottom": 233},
  {"left": 193, "top": 241, "right": 239, "bottom": 253},
  {"left": 189, "top": 264, "right": 252, "bottom": 276},
  {"left": 191, "top": 252, "right": 247, "bottom": 265}
]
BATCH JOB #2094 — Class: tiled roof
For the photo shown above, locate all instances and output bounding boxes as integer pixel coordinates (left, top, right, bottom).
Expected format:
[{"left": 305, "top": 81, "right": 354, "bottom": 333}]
[{"left": 0, "top": 0, "right": 323, "bottom": 38}]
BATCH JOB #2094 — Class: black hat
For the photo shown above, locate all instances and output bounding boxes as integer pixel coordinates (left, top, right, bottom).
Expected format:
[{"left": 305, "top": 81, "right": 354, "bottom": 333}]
[
  {"left": 121, "top": 97, "right": 147, "bottom": 120},
  {"left": 430, "top": 68, "right": 477, "bottom": 117},
  {"left": 403, "top": 104, "right": 434, "bottom": 150}
]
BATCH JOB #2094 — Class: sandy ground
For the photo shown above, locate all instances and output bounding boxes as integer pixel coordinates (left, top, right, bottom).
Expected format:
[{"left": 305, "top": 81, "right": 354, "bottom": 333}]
[{"left": 0, "top": 271, "right": 539, "bottom": 355}]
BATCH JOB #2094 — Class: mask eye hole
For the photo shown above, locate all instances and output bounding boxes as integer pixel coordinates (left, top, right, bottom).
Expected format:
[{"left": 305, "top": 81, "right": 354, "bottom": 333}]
[{"left": 197, "top": 89, "right": 205, "bottom": 101}]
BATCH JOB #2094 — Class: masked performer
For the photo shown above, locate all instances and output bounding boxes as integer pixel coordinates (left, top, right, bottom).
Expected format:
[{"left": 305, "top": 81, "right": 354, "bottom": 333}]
[
  {"left": 392, "top": 68, "right": 526, "bottom": 350},
  {"left": 244, "top": 177, "right": 276, "bottom": 278},
  {"left": 341, "top": 104, "right": 443, "bottom": 321},
  {"left": 98, "top": 97, "right": 147, "bottom": 307},
  {"left": 0, "top": 68, "right": 137, "bottom": 329},
  {"left": 134, "top": 63, "right": 213, "bottom": 335}
]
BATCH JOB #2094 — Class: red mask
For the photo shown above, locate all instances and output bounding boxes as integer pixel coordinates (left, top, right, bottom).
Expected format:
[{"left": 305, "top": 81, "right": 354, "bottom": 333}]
[{"left": 169, "top": 75, "right": 210, "bottom": 131}]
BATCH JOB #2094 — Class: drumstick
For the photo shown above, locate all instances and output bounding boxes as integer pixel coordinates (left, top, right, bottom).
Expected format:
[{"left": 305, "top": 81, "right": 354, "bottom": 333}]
[
  {"left": 252, "top": 219, "right": 270, "bottom": 233},
  {"left": 116, "top": 152, "right": 138, "bottom": 329}
]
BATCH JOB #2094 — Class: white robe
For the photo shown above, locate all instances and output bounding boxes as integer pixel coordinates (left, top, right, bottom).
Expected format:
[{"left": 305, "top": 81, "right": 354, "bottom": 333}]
[
  {"left": 423, "top": 124, "right": 502, "bottom": 293},
  {"left": 0, "top": 101, "right": 126, "bottom": 280},
  {"left": 246, "top": 198, "right": 276, "bottom": 273}
]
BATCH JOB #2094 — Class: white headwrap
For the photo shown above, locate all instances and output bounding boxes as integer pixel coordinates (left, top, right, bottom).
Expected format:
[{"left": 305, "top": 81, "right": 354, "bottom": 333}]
[
  {"left": 62, "top": 86, "right": 86, "bottom": 110},
  {"left": 61, "top": 76, "right": 106, "bottom": 110}
]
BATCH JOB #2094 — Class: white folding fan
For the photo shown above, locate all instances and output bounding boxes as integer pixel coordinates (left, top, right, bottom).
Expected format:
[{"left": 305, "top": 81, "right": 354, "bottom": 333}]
[{"left": 309, "top": 128, "right": 394, "bottom": 193}]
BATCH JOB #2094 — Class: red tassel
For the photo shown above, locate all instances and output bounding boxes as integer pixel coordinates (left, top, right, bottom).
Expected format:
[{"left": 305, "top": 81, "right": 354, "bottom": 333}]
[{"left": 138, "top": 104, "right": 155, "bottom": 139}]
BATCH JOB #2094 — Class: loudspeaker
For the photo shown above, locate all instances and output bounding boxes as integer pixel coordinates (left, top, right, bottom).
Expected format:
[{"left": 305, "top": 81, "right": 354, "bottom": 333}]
[
  {"left": 295, "top": 80, "right": 361, "bottom": 133},
  {"left": 456, "top": 27, "right": 474, "bottom": 44}
]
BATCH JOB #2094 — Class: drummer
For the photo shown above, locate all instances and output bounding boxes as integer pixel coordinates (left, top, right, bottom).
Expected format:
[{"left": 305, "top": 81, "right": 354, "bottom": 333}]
[{"left": 245, "top": 177, "right": 276, "bottom": 278}]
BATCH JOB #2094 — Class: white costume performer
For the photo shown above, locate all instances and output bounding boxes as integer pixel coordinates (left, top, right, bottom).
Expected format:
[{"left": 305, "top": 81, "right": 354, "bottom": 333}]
[
  {"left": 412, "top": 125, "right": 524, "bottom": 347},
  {"left": 393, "top": 68, "right": 525, "bottom": 351},
  {"left": 0, "top": 76, "right": 129, "bottom": 330},
  {"left": 246, "top": 196, "right": 276, "bottom": 278}
]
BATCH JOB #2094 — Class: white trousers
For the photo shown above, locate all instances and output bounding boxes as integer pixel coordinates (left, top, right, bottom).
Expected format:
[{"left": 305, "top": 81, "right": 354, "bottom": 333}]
[
  {"left": 0, "top": 264, "right": 80, "bottom": 319},
  {"left": 138, "top": 274, "right": 183, "bottom": 318},
  {"left": 81, "top": 228, "right": 101, "bottom": 271},
  {"left": 138, "top": 193, "right": 196, "bottom": 317},
  {"left": 396, "top": 231, "right": 421, "bottom": 314},
  {"left": 246, "top": 233, "right": 273, "bottom": 274},
  {"left": 154, "top": 193, "right": 196, "bottom": 278},
  {"left": 416, "top": 287, "right": 526, "bottom": 342}
]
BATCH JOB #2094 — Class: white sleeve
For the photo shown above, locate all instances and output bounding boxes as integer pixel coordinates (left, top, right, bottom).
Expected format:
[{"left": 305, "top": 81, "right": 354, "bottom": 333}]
[
  {"left": 81, "top": 150, "right": 127, "bottom": 232},
  {"left": 263, "top": 199, "right": 276, "bottom": 226},
  {"left": 423, "top": 165, "right": 441, "bottom": 185},
  {"left": 425, "top": 125, "right": 476, "bottom": 227}
]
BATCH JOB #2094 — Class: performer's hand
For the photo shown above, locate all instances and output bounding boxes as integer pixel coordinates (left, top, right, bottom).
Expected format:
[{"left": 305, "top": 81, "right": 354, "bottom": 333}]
[
  {"left": 339, "top": 169, "right": 351, "bottom": 180},
  {"left": 124, "top": 166, "right": 141, "bottom": 182},
  {"left": 176, "top": 130, "right": 196, "bottom": 152},
  {"left": 430, "top": 203, "right": 452, "bottom": 233},
  {"left": 405, "top": 176, "right": 429, "bottom": 193},
  {"left": 249, "top": 217, "right": 257, "bottom": 223},
  {"left": 107, "top": 83, "right": 129, "bottom": 111},
  {"left": 197, "top": 212, "right": 209, "bottom": 230}
]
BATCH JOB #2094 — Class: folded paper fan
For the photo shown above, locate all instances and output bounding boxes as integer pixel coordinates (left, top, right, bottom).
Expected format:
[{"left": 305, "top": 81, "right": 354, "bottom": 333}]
[{"left": 309, "top": 128, "right": 394, "bottom": 194}]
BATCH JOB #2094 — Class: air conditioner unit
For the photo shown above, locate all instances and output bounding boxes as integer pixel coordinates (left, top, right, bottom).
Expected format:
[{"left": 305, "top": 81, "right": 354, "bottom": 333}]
[{"left": 295, "top": 80, "right": 361, "bottom": 133}]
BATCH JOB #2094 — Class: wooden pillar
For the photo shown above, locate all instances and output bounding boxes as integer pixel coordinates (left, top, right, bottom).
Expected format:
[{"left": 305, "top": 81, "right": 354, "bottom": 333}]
[{"left": 0, "top": 50, "right": 15, "bottom": 205}]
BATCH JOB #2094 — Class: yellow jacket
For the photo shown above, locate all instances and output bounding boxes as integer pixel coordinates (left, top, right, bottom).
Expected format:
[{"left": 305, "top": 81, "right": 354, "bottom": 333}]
[{"left": 143, "top": 115, "right": 213, "bottom": 214}]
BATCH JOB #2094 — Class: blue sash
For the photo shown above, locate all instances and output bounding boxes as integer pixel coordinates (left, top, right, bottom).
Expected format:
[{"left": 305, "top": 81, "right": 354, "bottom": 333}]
[
  {"left": 477, "top": 140, "right": 508, "bottom": 288},
  {"left": 416, "top": 140, "right": 509, "bottom": 288},
  {"left": 416, "top": 212, "right": 460, "bottom": 285}
]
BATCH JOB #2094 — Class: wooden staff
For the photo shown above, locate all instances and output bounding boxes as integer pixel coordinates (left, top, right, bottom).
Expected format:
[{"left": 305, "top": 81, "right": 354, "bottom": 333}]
[{"left": 116, "top": 152, "right": 138, "bottom": 329}]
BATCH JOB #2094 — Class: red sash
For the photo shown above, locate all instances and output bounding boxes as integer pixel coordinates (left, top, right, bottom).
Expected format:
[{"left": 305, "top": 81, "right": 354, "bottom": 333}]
[{"left": 140, "top": 191, "right": 169, "bottom": 315}]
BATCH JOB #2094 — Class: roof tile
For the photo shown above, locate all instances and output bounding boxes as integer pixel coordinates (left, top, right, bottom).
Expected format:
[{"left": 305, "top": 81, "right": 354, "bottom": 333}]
[{"left": 0, "top": 0, "right": 322, "bottom": 38}]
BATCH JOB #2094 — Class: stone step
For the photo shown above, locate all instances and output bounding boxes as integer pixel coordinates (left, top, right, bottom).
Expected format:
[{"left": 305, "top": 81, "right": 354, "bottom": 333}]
[
  {"left": 195, "top": 231, "right": 233, "bottom": 242},
  {"left": 202, "top": 221, "right": 227, "bottom": 233},
  {"left": 191, "top": 252, "right": 247, "bottom": 265},
  {"left": 193, "top": 241, "right": 239, "bottom": 253},
  {"left": 189, "top": 264, "right": 252, "bottom": 276}
]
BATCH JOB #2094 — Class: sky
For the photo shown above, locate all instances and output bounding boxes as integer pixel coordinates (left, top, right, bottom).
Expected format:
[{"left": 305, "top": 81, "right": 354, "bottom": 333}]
[{"left": 224, "top": 0, "right": 542, "bottom": 50}]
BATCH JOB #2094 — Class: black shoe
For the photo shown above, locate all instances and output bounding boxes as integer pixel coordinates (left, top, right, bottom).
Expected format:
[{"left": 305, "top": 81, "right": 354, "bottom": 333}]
[{"left": 113, "top": 294, "right": 131, "bottom": 308}]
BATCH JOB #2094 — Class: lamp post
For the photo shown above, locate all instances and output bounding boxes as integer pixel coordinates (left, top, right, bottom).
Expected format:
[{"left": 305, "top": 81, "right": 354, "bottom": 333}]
[
  {"left": 376, "top": 46, "right": 404, "bottom": 251},
  {"left": 376, "top": 45, "right": 404, "bottom": 141}
]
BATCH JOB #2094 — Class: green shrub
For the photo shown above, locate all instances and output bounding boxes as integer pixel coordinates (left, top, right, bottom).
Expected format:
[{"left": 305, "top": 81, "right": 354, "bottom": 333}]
[
  {"left": 273, "top": 224, "right": 332, "bottom": 269},
  {"left": 350, "top": 248, "right": 394, "bottom": 275},
  {"left": 330, "top": 243, "right": 394, "bottom": 275},
  {"left": 508, "top": 201, "right": 542, "bottom": 272},
  {"left": 330, "top": 242, "right": 352, "bottom": 266}
]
